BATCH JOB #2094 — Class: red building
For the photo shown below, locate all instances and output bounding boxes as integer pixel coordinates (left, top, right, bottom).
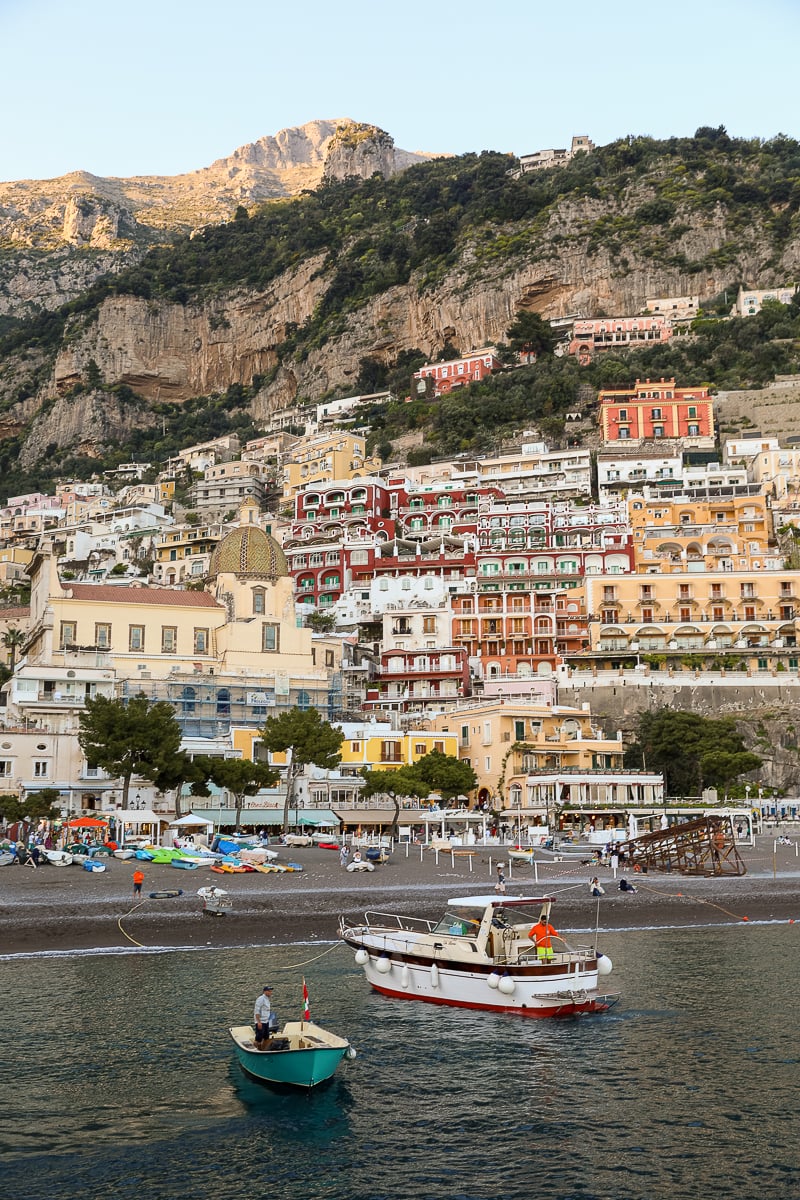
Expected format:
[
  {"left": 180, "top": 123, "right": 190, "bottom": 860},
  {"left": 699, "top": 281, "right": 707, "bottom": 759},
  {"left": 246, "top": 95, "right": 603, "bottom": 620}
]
[
  {"left": 599, "top": 378, "right": 715, "bottom": 446},
  {"left": 412, "top": 351, "right": 501, "bottom": 397},
  {"left": 365, "top": 645, "right": 471, "bottom": 713}
]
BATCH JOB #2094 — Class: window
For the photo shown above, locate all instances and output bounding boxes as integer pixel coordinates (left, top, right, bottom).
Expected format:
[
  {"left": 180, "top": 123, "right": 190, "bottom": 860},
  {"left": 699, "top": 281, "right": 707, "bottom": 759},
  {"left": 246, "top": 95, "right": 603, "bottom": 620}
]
[
  {"left": 216, "top": 688, "right": 230, "bottom": 716},
  {"left": 618, "top": 409, "right": 627, "bottom": 420},
  {"left": 161, "top": 626, "right": 177, "bottom": 654},
  {"left": 0, "top": 761, "right": 12, "bottom": 777},
  {"left": 181, "top": 686, "right": 196, "bottom": 714},
  {"left": 415, "top": 743, "right": 427, "bottom": 755},
  {"left": 95, "top": 623, "right": 111, "bottom": 649},
  {"left": 193, "top": 628, "right": 209, "bottom": 655},
  {"left": 618, "top": 428, "right": 630, "bottom": 440},
  {"left": 252, "top": 588, "right": 265, "bottom": 614},
  {"left": 129, "top": 625, "right": 144, "bottom": 652},
  {"left": 262, "top": 623, "right": 279, "bottom": 652},
  {"left": 325, "top": 650, "right": 335, "bottom": 667},
  {"left": 381, "top": 740, "right": 402, "bottom": 762},
  {"left": 514, "top": 720, "right": 525, "bottom": 740},
  {"left": 651, "top": 408, "right": 662, "bottom": 420},
  {"left": 59, "top": 621, "right": 77, "bottom": 649},
  {"left": 423, "top": 617, "right": 436, "bottom": 634},
  {"left": 688, "top": 405, "right": 697, "bottom": 418},
  {"left": 653, "top": 425, "right": 664, "bottom": 438},
  {"left": 34, "top": 760, "right": 49, "bottom": 778},
  {"left": 688, "top": 424, "right": 700, "bottom": 437}
]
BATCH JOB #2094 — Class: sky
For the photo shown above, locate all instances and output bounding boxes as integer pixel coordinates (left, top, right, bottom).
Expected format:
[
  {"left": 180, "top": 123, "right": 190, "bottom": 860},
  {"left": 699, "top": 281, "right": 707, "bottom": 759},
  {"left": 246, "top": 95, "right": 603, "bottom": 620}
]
[{"left": 2, "top": 0, "right": 799, "bottom": 181}]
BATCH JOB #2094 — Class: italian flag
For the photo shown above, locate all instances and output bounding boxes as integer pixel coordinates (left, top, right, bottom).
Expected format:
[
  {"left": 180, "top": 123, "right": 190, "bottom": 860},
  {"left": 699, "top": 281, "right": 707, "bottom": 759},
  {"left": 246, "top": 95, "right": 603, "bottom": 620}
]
[{"left": 302, "top": 978, "right": 310, "bottom": 1022}]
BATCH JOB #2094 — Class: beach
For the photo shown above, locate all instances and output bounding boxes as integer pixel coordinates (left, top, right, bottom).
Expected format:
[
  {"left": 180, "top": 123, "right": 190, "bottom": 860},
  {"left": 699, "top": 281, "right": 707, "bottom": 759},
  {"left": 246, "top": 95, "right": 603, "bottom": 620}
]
[{"left": 1, "top": 836, "right": 799, "bottom": 956}]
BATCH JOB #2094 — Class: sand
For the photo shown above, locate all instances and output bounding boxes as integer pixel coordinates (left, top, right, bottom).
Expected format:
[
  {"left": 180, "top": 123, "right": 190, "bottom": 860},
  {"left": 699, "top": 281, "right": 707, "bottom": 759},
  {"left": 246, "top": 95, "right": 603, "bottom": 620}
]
[{"left": 1, "top": 837, "right": 799, "bottom": 956}]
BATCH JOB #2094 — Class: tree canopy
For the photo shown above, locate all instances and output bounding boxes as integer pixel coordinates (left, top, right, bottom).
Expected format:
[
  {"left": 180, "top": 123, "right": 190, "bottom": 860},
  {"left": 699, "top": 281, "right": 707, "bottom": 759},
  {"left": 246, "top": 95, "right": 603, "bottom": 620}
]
[
  {"left": 1, "top": 787, "right": 61, "bottom": 826},
  {"left": 624, "top": 709, "right": 762, "bottom": 796},
  {"left": 360, "top": 752, "right": 477, "bottom": 835},
  {"left": 258, "top": 708, "right": 344, "bottom": 831},
  {"left": 77, "top": 694, "right": 183, "bottom": 807},
  {"left": 200, "top": 756, "right": 279, "bottom": 829}
]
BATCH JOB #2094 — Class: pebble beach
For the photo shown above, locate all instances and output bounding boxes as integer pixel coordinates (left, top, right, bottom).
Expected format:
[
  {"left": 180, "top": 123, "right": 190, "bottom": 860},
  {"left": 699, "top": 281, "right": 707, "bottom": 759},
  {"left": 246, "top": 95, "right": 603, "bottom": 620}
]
[{"left": 1, "top": 836, "right": 799, "bottom": 957}]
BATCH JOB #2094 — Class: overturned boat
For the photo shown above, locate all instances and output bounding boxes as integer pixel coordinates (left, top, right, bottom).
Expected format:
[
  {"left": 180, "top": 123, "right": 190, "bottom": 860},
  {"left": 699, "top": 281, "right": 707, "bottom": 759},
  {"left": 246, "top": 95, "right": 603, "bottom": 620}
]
[{"left": 341, "top": 895, "right": 616, "bottom": 1018}]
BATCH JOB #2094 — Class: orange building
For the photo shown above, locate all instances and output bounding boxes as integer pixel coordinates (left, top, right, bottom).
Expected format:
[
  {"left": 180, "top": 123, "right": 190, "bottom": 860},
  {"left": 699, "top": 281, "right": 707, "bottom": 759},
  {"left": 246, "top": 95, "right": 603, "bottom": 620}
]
[{"left": 599, "top": 378, "right": 714, "bottom": 447}]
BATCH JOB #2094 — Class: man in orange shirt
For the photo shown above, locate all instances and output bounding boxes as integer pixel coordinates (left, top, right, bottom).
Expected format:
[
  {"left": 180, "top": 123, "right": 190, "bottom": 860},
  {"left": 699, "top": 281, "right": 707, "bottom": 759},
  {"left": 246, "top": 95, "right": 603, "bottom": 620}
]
[
  {"left": 132, "top": 868, "right": 144, "bottom": 899},
  {"left": 529, "top": 914, "right": 558, "bottom": 961}
]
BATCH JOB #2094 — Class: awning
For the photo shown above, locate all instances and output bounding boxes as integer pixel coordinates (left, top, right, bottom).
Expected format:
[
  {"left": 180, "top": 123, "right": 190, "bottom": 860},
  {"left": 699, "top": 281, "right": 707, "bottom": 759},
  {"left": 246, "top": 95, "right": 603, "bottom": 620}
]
[
  {"left": 168, "top": 812, "right": 215, "bottom": 828},
  {"left": 297, "top": 810, "right": 340, "bottom": 828},
  {"left": 113, "top": 809, "right": 169, "bottom": 825},
  {"left": 67, "top": 816, "right": 108, "bottom": 828}
]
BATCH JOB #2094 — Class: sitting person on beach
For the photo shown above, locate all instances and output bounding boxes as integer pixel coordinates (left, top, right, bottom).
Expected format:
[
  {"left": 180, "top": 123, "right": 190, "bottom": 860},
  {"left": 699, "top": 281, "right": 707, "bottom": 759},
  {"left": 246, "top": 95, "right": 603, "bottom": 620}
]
[
  {"left": 589, "top": 877, "right": 605, "bottom": 897},
  {"left": 618, "top": 878, "right": 637, "bottom": 894}
]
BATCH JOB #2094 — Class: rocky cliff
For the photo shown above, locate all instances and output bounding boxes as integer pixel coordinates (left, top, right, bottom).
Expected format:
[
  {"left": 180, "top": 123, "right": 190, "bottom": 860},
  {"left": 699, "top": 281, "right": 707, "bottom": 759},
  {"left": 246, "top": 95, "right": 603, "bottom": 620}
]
[{"left": 0, "top": 120, "right": 435, "bottom": 318}]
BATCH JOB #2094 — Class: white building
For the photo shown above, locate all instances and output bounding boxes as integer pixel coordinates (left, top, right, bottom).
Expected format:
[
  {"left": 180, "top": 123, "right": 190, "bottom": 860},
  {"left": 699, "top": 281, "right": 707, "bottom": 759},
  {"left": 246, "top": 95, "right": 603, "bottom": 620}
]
[{"left": 734, "top": 285, "right": 796, "bottom": 317}]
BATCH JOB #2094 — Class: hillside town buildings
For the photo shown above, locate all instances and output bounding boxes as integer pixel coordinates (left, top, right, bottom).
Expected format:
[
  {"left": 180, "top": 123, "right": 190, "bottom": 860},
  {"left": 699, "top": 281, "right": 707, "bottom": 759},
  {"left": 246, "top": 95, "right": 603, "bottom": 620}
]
[{"left": 6, "top": 333, "right": 800, "bottom": 832}]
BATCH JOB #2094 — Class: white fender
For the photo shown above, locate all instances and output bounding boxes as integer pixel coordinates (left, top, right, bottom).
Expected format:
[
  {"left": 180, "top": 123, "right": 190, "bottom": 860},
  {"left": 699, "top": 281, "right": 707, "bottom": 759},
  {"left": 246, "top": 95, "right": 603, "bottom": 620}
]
[
  {"left": 498, "top": 974, "right": 516, "bottom": 995},
  {"left": 375, "top": 954, "right": 392, "bottom": 974},
  {"left": 354, "top": 947, "right": 369, "bottom": 966},
  {"left": 486, "top": 972, "right": 501, "bottom": 990},
  {"left": 430, "top": 963, "right": 439, "bottom": 988},
  {"left": 400, "top": 964, "right": 410, "bottom": 989},
  {"left": 597, "top": 952, "right": 613, "bottom": 977}
]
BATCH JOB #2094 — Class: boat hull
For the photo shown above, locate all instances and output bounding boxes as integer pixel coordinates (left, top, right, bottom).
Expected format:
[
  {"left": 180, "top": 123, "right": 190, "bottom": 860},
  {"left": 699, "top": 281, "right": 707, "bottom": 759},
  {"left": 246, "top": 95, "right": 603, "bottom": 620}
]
[
  {"left": 229, "top": 1022, "right": 349, "bottom": 1089},
  {"left": 344, "top": 934, "right": 610, "bottom": 1018}
]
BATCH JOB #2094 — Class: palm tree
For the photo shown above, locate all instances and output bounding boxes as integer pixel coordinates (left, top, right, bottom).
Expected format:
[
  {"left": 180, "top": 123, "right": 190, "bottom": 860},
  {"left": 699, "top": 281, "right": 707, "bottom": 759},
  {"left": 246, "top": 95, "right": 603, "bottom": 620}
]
[{"left": 1, "top": 627, "right": 26, "bottom": 673}]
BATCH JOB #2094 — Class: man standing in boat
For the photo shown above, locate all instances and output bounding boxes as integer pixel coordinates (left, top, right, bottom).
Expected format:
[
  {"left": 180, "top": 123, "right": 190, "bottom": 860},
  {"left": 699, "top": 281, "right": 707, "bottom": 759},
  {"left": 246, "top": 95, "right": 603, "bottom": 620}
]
[
  {"left": 529, "top": 913, "right": 559, "bottom": 961},
  {"left": 254, "top": 985, "right": 274, "bottom": 1050}
]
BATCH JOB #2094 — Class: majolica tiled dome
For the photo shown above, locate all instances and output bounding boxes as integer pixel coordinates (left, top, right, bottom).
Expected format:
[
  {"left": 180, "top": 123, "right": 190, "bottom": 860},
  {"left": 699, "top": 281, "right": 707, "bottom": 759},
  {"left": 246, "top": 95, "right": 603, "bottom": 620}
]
[{"left": 209, "top": 525, "right": 288, "bottom": 579}]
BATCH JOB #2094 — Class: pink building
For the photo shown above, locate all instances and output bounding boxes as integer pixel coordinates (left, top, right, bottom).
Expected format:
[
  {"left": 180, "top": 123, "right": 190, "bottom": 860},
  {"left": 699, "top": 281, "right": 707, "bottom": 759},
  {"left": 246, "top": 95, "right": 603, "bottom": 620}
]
[
  {"left": 569, "top": 317, "right": 672, "bottom": 364},
  {"left": 412, "top": 352, "right": 501, "bottom": 397}
]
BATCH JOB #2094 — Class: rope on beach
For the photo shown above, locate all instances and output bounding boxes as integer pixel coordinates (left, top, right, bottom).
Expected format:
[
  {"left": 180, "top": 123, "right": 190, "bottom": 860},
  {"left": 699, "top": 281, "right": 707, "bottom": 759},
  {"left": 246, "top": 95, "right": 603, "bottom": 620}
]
[
  {"left": 633, "top": 881, "right": 750, "bottom": 922},
  {"left": 117, "top": 899, "right": 148, "bottom": 947},
  {"left": 270, "top": 942, "right": 343, "bottom": 970}
]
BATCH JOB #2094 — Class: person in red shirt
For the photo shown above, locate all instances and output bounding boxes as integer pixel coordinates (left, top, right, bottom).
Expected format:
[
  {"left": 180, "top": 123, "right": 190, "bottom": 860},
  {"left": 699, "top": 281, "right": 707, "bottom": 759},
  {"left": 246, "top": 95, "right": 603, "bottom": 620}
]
[{"left": 132, "top": 869, "right": 144, "bottom": 898}]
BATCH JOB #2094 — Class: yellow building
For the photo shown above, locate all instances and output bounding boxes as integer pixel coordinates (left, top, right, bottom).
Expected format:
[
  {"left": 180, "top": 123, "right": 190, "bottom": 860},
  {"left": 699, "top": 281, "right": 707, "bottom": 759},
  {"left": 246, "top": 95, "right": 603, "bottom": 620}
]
[
  {"left": 630, "top": 494, "right": 776, "bottom": 573},
  {"left": 232, "top": 721, "right": 458, "bottom": 769},
  {"left": 153, "top": 521, "right": 226, "bottom": 585},
  {"left": 581, "top": 568, "right": 800, "bottom": 669},
  {"left": 282, "top": 432, "right": 381, "bottom": 504},
  {"left": 430, "top": 701, "right": 631, "bottom": 810},
  {"left": 12, "top": 513, "right": 330, "bottom": 733}
]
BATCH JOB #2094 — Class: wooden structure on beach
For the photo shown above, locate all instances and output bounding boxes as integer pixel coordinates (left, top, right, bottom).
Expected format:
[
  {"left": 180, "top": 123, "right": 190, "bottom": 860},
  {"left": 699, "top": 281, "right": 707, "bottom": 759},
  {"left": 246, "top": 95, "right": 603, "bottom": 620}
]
[{"left": 623, "top": 815, "right": 746, "bottom": 877}]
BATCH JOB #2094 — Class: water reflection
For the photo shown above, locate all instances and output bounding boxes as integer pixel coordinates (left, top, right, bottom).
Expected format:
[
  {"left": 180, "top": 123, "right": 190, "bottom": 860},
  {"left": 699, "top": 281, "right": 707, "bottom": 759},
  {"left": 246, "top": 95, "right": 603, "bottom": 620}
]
[{"left": 1, "top": 927, "right": 798, "bottom": 1200}]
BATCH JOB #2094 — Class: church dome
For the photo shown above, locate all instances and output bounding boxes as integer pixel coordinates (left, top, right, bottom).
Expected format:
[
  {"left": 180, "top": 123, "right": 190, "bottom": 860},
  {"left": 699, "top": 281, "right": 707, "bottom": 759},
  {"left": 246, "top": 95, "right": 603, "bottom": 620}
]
[{"left": 209, "top": 524, "right": 288, "bottom": 579}]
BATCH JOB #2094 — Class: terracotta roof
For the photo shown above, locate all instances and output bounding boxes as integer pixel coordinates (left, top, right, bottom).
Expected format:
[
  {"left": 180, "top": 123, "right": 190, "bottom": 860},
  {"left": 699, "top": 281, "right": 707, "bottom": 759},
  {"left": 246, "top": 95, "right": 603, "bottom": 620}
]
[
  {"left": 66, "top": 585, "right": 221, "bottom": 608},
  {"left": 0, "top": 606, "right": 31, "bottom": 618}
]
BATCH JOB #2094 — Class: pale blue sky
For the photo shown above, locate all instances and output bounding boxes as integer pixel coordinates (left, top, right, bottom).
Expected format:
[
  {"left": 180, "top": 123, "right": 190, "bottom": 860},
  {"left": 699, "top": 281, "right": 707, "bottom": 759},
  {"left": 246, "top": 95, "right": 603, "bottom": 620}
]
[{"left": 2, "top": 0, "right": 799, "bottom": 181}]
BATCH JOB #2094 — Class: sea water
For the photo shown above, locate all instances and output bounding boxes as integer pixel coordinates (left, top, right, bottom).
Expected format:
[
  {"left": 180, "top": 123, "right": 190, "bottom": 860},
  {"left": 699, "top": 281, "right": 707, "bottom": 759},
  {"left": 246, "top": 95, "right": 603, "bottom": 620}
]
[{"left": 0, "top": 925, "right": 797, "bottom": 1200}]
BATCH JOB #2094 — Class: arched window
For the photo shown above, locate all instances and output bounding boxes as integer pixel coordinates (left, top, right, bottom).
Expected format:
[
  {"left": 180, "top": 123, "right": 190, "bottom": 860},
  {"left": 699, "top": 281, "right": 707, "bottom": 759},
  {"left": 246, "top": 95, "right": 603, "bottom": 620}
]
[
  {"left": 181, "top": 686, "right": 196, "bottom": 714},
  {"left": 216, "top": 688, "right": 230, "bottom": 716},
  {"left": 252, "top": 588, "right": 266, "bottom": 615},
  {"left": 296, "top": 690, "right": 310, "bottom": 711}
]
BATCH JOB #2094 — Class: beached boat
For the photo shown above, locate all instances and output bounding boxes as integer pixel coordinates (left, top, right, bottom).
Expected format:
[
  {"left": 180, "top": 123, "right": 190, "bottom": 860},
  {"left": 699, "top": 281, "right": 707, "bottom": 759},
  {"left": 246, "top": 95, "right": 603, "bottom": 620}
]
[
  {"left": 45, "top": 849, "right": 74, "bottom": 866},
  {"left": 83, "top": 859, "right": 107, "bottom": 873},
  {"left": 229, "top": 1020, "right": 352, "bottom": 1088},
  {"left": 112, "top": 848, "right": 135, "bottom": 860},
  {"left": 170, "top": 858, "right": 200, "bottom": 870},
  {"left": 341, "top": 894, "right": 616, "bottom": 1018},
  {"left": 508, "top": 849, "right": 537, "bottom": 864}
]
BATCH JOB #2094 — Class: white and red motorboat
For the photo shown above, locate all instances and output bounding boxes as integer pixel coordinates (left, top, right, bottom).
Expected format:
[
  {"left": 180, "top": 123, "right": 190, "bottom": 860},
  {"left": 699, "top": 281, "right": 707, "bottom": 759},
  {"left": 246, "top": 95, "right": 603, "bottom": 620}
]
[{"left": 340, "top": 894, "right": 616, "bottom": 1018}]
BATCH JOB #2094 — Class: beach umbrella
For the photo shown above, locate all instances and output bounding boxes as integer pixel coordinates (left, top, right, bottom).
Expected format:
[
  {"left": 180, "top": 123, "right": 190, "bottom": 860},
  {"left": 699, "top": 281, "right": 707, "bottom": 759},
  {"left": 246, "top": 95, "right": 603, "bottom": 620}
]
[{"left": 67, "top": 816, "right": 108, "bottom": 829}]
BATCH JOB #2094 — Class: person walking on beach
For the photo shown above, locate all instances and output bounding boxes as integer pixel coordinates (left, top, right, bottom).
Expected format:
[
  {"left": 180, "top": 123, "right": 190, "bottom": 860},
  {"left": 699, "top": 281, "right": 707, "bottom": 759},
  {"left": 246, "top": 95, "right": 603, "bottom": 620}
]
[
  {"left": 589, "top": 877, "right": 605, "bottom": 897},
  {"left": 339, "top": 843, "right": 350, "bottom": 868},
  {"left": 132, "top": 868, "right": 144, "bottom": 899},
  {"left": 495, "top": 864, "right": 506, "bottom": 894},
  {"left": 254, "top": 985, "right": 274, "bottom": 1050}
]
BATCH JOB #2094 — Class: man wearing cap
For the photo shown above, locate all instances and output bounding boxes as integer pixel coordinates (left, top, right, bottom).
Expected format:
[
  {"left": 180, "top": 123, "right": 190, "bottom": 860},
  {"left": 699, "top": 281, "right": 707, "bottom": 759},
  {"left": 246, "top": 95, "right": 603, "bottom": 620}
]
[{"left": 254, "top": 985, "right": 274, "bottom": 1050}]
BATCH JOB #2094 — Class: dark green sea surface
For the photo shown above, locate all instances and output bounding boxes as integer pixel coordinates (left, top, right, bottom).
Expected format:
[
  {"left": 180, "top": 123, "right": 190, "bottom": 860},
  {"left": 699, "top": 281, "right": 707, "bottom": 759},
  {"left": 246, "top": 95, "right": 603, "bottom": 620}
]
[{"left": 1, "top": 925, "right": 797, "bottom": 1200}]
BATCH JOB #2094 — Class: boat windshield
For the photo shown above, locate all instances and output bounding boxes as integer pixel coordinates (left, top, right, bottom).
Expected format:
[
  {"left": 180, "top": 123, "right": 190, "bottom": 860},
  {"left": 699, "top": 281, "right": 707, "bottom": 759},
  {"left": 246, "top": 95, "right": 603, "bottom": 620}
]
[{"left": 433, "top": 912, "right": 482, "bottom": 937}]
